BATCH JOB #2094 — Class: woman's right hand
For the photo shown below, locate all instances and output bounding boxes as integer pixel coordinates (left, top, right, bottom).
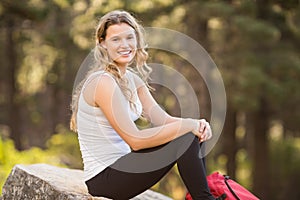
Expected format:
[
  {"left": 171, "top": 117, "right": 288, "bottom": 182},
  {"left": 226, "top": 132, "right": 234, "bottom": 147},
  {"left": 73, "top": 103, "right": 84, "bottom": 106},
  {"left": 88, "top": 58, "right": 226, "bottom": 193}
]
[{"left": 192, "top": 119, "right": 212, "bottom": 142}]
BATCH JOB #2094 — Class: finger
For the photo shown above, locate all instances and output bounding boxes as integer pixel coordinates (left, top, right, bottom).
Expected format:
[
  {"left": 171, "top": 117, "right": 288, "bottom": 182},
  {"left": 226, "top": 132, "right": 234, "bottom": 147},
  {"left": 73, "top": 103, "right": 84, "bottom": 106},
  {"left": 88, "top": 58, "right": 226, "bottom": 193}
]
[
  {"left": 199, "top": 119, "right": 207, "bottom": 133},
  {"left": 207, "top": 129, "right": 212, "bottom": 140},
  {"left": 204, "top": 123, "right": 212, "bottom": 140},
  {"left": 201, "top": 122, "right": 211, "bottom": 141},
  {"left": 200, "top": 136, "right": 206, "bottom": 142},
  {"left": 200, "top": 132, "right": 207, "bottom": 142}
]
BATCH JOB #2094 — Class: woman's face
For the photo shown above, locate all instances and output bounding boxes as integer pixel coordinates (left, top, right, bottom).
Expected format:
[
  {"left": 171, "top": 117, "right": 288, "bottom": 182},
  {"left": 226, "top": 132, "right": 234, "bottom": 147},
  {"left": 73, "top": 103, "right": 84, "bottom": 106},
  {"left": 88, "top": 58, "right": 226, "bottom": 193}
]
[{"left": 102, "top": 23, "right": 137, "bottom": 68}]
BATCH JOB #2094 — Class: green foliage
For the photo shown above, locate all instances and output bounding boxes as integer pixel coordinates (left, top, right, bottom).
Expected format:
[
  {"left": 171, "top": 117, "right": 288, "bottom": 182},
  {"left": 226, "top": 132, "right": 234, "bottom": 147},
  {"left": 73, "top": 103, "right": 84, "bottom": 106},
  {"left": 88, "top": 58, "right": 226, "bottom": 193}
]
[
  {"left": 0, "top": 127, "right": 82, "bottom": 194},
  {"left": 235, "top": 149, "right": 253, "bottom": 189},
  {"left": 270, "top": 137, "right": 300, "bottom": 199},
  {"left": 46, "top": 125, "right": 83, "bottom": 169},
  {"left": 202, "top": 1, "right": 235, "bottom": 19},
  {"left": 232, "top": 15, "right": 280, "bottom": 45}
]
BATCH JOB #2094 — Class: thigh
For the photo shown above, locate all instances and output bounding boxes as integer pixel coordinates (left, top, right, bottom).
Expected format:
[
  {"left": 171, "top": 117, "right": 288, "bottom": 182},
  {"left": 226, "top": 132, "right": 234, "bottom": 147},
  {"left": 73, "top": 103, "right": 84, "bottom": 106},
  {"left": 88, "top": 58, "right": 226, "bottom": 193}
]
[
  {"left": 86, "top": 133, "right": 195, "bottom": 199},
  {"left": 110, "top": 133, "right": 195, "bottom": 174},
  {"left": 86, "top": 163, "right": 174, "bottom": 199}
]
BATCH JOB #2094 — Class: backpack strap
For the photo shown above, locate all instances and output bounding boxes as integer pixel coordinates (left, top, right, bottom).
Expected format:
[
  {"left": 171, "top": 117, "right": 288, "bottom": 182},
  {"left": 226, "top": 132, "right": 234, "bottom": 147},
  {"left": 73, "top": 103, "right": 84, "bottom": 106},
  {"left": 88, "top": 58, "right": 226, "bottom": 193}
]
[{"left": 224, "top": 175, "right": 241, "bottom": 200}]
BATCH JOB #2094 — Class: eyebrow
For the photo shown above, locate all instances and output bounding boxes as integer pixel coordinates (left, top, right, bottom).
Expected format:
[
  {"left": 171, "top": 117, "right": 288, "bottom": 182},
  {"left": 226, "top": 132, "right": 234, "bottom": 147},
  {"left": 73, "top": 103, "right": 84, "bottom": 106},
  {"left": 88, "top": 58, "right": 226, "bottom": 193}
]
[{"left": 108, "top": 30, "right": 135, "bottom": 39}]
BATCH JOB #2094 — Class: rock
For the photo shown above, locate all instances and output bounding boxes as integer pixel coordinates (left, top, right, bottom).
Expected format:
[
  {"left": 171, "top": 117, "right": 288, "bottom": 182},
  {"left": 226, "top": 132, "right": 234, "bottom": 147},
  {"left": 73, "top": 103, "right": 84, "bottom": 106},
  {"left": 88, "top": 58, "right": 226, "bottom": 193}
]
[{"left": 1, "top": 163, "right": 173, "bottom": 200}]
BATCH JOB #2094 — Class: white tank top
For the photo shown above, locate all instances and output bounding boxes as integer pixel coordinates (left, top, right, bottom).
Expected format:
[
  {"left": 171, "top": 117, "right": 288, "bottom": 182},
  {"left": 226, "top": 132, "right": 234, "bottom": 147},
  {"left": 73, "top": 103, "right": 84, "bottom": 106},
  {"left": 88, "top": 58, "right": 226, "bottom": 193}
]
[{"left": 77, "top": 70, "right": 142, "bottom": 181}]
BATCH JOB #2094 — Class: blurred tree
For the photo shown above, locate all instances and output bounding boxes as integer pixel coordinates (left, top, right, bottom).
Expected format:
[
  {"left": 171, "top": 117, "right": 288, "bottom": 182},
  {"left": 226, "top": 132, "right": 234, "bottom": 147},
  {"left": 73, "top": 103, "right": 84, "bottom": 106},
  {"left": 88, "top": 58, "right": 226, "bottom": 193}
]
[
  {"left": 204, "top": 0, "right": 300, "bottom": 199},
  {"left": 0, "top": 0, "right": 49, "bottom": 150},
  {"left": 0, "top": 0, "right": 300, "bottom": 199}
]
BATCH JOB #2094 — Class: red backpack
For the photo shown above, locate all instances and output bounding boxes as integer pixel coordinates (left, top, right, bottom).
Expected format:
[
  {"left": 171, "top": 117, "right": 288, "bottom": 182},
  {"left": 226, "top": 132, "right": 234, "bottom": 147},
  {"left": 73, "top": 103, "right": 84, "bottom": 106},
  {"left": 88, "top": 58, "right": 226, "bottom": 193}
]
[{"left": 185, "top": 172, "right": 260, "bottom": 200}]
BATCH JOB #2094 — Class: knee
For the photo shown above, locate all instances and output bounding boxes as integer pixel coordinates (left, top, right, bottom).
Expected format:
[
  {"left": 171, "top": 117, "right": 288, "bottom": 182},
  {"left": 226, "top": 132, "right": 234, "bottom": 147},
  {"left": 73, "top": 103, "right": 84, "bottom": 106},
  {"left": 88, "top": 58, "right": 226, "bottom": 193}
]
[{"left": 174, "top": 133, "right": 198, "bottom": 158}]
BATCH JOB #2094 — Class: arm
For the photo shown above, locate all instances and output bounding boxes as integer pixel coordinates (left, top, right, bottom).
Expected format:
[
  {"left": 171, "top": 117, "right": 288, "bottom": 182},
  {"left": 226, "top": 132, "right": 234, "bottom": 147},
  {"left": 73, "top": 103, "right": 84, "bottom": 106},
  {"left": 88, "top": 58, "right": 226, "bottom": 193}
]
[
  {"left": 132, "top": 72, "right": 179, "bottom": 126},
  {"left": 132, "top": 73, "right": 213, "bottom": 142},
  {"left": 90, "top": 75, "right": 198, "bottom": 151},
  {"left": 138, "top": 84, "right": 181, "bottom": 125}
]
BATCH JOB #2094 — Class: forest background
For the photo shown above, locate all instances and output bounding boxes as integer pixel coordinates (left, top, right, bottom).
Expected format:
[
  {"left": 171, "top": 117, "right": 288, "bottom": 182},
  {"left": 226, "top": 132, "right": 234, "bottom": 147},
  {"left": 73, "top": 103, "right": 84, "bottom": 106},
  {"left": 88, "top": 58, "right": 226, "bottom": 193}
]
[{"left": 1, "top": 0, "right": 300, "bottom": 199}]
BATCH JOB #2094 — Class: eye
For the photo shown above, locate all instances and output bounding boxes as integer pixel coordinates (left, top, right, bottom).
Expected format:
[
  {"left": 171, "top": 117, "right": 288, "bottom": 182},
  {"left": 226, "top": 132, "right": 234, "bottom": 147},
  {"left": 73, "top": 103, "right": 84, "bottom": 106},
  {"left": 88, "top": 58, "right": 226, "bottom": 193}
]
[
  {"left": 111, "top": 37, "right": 120, "bottom": 42},
  {"left": 127, "top": 34, "right": 135, "bottom": 40}
]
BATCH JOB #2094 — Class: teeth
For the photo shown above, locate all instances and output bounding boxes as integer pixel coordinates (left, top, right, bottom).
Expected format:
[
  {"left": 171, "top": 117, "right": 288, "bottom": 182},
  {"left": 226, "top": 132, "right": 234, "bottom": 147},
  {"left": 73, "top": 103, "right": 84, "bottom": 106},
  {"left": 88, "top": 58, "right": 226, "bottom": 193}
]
[{"left": 119, "top": 51, "right": 131, "bottom": 55}]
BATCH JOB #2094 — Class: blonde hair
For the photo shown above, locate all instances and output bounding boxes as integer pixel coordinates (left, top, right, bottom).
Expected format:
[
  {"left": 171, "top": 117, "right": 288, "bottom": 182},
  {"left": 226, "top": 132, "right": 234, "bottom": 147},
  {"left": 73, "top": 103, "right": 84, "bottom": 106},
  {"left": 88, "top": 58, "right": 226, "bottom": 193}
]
[{"left": 70, "top": 10, "right": 152, "bottom": 132}]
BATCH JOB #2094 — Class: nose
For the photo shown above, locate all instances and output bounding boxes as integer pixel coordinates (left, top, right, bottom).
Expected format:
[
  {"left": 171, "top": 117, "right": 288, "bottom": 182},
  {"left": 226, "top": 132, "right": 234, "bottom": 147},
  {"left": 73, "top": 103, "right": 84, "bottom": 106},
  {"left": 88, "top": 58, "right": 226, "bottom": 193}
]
[{"left": 120, "top": 38, "right": 129, "bottom": 48}]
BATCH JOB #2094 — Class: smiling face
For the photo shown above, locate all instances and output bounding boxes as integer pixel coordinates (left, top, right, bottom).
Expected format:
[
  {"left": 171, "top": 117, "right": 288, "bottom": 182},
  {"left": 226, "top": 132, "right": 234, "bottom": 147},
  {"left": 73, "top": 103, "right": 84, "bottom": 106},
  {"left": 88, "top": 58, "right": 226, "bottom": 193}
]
[{"left": 101, "top": 23, "right": 137, "bottom": 69}]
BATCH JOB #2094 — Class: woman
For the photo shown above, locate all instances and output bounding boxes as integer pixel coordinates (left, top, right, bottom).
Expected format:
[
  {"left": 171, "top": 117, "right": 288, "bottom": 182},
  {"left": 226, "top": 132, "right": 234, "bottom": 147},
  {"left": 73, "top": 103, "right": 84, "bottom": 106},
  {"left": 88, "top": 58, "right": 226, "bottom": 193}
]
[{"left": 70, "top": 10, "right": 215, "bottom": 200}]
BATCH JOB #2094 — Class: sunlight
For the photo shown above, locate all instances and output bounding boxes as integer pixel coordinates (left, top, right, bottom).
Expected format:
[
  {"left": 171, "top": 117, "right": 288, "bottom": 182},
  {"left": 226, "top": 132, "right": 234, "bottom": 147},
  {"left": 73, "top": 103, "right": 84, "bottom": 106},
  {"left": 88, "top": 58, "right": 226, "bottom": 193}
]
[{"left": 269, "top": 120, "right": 283, "bottom": 141}]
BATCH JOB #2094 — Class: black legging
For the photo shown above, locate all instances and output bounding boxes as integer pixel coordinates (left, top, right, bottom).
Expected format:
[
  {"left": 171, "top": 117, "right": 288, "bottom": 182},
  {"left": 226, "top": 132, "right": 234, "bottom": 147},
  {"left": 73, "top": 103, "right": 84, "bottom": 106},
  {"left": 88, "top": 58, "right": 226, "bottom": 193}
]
[{"left": 85, "top": 133, "right": 215, "bottom": 200}]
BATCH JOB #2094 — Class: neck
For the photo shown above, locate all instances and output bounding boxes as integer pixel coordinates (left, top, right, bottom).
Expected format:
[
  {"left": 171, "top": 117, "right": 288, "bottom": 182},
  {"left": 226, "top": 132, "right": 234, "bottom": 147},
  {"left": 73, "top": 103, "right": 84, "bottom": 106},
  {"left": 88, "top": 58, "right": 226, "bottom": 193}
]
[{"left": 117, "top": 64, "right": 128, "bottom": 75}]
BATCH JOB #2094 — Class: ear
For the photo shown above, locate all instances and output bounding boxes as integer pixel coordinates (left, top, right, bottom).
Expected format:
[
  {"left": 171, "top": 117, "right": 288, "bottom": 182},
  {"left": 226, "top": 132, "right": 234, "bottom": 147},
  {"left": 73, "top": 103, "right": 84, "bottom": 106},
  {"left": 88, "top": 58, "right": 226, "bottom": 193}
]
[{"left": 100, "top": 39, "right": 107, "bottom": 49}]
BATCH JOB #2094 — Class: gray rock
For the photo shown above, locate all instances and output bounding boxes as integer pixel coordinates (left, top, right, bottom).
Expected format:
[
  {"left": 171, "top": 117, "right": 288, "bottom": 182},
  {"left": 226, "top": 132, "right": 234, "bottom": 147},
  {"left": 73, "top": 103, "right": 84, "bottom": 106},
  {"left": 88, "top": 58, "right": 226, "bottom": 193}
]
[{"left": 1, "top": 164, "right": 172, "bottom": 200}]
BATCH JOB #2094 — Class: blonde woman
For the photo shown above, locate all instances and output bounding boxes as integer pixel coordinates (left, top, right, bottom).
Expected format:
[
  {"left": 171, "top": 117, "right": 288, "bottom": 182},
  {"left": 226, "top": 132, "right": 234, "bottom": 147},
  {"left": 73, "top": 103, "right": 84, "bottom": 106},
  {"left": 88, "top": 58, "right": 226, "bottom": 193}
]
[{"left": 70, "top": 10, "right": 215, "bottom": 200}]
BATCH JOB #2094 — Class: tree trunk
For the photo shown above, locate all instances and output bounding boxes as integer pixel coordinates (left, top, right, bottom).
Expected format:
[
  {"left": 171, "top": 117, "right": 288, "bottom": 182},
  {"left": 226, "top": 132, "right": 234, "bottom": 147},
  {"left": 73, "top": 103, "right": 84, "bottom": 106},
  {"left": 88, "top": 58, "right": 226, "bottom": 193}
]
[
  {"left": 252, "top": 1, "right": 271, "bottom": 198},
  {"left": 184, "top": 2, "right": 211, "bottom": 121},
  {"left": 5, "top": 18, "right": 23, "bottom": 150},
  {"left": 223, "top": 106, "right": 237, "bottom": 179},
  {"left": 250, "top": 98, "right": 270, "bottom": 199}
]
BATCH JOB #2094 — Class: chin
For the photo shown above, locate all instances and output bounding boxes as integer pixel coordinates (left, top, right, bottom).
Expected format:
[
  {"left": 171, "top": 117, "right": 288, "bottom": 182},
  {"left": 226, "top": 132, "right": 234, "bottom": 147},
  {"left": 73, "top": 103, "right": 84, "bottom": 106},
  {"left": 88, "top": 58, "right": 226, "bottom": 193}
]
[{"left": 116, "top": 58, "right": 134, "bottom": 66}]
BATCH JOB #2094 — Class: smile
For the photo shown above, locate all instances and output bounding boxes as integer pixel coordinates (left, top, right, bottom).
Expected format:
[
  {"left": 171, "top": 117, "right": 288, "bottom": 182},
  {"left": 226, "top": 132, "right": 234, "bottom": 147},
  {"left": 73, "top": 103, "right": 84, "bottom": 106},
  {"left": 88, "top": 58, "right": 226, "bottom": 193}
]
[{"left": 118, "top": 50, "right": 132, "bottom": 56}]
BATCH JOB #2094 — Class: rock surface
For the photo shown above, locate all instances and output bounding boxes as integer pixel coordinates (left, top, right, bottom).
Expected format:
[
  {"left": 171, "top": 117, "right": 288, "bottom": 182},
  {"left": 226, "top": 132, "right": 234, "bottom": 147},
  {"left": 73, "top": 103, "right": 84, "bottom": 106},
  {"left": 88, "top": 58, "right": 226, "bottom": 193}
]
[{"left": 1, "top": 163, "right": 173, "bottom": 200}]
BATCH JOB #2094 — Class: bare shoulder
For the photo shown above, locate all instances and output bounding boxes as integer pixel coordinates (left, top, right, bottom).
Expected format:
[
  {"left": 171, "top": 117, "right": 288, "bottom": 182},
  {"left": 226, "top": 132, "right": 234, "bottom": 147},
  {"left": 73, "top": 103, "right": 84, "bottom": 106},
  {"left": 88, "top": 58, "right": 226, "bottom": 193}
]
[
  {"left": 86, "top": 73, "right": 116, "bottom": 91},
  {"left": 83, "top": 73, "right": 118, "bottom": 105},
  {"left": 127, "top": 70, "right": 146, "bottom": 89}
]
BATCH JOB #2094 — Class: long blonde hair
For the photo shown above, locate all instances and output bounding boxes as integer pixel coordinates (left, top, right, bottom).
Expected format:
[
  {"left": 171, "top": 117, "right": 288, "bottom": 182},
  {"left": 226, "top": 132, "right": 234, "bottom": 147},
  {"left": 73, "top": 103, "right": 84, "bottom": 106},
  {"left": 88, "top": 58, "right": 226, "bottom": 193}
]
[{"left": 70, "top": 10, "right": 152, "bottom": 132}]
